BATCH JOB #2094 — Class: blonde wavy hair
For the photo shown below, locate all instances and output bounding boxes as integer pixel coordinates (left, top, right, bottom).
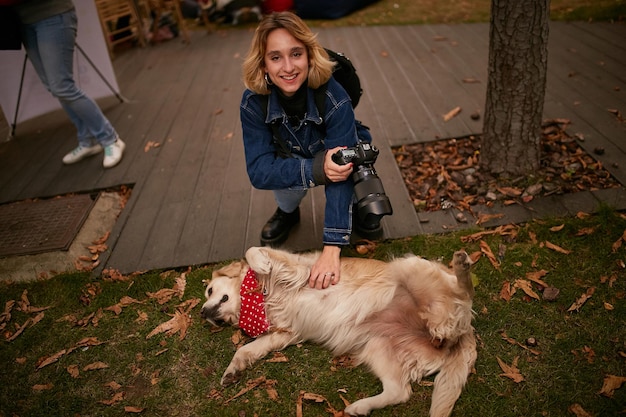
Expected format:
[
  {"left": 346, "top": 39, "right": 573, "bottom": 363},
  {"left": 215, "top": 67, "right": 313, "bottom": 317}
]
[{"left": 242, "top": 11, "right": 335, "bottom": 95}]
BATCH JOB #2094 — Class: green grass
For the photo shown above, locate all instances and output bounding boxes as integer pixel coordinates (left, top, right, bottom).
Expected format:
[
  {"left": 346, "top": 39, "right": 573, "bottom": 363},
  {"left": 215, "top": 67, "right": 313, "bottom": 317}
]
[{"left": 1, "top": 206, "right": 625, "bottom": 416}]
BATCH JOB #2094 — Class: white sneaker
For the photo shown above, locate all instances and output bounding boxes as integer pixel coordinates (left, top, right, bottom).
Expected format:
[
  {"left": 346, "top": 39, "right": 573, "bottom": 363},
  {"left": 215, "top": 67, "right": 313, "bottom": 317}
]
[
  {"left": 103, "top": 138, "right": 126, "bottom": 168},
  {"left": 62, "top": 144, "right": 103, "bottom": 165}
]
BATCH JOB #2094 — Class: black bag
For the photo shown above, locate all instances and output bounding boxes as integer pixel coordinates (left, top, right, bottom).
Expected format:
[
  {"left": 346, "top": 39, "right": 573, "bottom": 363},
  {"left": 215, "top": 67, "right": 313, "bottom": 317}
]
[
  {"left": 322, "top": 48, "right": 362, "bottom": 109},
  {"left": 0, "top": 6, "right": 22, "bottom": 50}
]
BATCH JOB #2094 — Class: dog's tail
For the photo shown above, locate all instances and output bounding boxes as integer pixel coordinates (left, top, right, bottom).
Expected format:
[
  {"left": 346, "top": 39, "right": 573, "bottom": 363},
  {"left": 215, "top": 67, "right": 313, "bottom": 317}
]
[{"left": 429, "top": 333, "right": 477, "bottom": 417}]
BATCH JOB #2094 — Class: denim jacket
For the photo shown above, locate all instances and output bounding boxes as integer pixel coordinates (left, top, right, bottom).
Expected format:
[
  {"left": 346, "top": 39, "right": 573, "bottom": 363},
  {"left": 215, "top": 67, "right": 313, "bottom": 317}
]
[{"left": 240, "top": 77, "right": 372, "bottom": 245}]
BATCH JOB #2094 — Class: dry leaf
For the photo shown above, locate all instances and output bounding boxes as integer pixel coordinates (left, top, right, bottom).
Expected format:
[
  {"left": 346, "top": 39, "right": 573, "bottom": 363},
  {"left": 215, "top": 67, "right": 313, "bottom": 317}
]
[
  {"left": 568, "top": 287, "right": 596, "bottom": 312},
  {"left": 37, "top": 349, "right": 67, "bottom": 370},
  {"left": 525, "top": 270, "right": 549, "bottom": 287},
  {"left": 32, "top": 383, "right": 53, "bottom": 391},
  {"left": 549, "top": 224, "right": 565, "bottom": 232},
  {"left": 144, "top": 141, "right": 160, "bottom": 152},
  {"left": 496, "top": 356, "right": 524, "bottom": 383},
  {"left": 224, "top": 376, "right": 266, "bottom": 404},
  {"left": 598, "top": 374, "right": 626, "bottom": 397},
  {"left": 499, "top": 281, "right": 512, "bottom": 302},
  {"left": 443, "top": 106, "right": 461, "bottom": 121},
  {"left": 105, "top": 381, "right": 122, "bottom": 391},
  {"left": 67, "top": 364, "right": 80, "bottom": 378},
  {"left": 611, "top": 231, "right": 625, "bottom": 253},
  {"left": 568, "top": 403, "right": 593, "bottom": 417},
  {"left": 146, "top": 309, "right": 192, "bottom": 341},
  {"left": 83, "top": 361, "right": 109, "bottom": 371},
  {"left": 514, "top": 279, "right": 540, "bottom": 300},
  {"left": 575, "top": 227, "right": 596, "bottom": 236},
  {"left": 475, "top": 212, "right": 504, "bottom": 226},
  {"left": 497, "top": 186, "right": 522, "bottom": 197},
  {"left": 479, "top": 240, "right": 500, "bottom": 270},
  {"left": 544, "top": 241, "right": 571, "bottom": 254},
  {"left": 124, "top": 406, "right": 145, "bottom": 413}
]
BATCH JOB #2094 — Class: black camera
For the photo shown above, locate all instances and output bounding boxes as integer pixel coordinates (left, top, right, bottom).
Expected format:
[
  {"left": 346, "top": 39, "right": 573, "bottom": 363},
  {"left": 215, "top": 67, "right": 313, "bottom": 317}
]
[{"left": 332, "top": 143, "right": 393, "bottom": 231}]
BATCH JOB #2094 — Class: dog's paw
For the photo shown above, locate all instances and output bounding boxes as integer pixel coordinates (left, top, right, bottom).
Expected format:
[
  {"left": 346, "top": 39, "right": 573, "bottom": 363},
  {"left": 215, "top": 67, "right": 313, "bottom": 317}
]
[
  {"left": 245, "top": 247, "right": 272, "bottom": 274},
  {"left": 344, "top": 401, "right": 372, "bottom": 416},
  {"left": 221, "top": 370, "right": 242, "bottom": 387},
  {"left": 452, "top": 251, "right": 471, "bottom": 272}
]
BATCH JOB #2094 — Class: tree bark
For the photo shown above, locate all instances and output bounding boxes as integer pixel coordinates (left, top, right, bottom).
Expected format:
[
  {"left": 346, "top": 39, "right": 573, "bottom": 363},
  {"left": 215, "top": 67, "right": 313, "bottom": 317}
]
[{"left": 481, "top": 0, "right": 550, "bottom": 176}]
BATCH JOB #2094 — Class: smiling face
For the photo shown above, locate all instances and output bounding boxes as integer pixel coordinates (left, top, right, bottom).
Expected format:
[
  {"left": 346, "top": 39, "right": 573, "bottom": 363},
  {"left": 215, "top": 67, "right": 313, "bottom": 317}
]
[{"left": 264, "top": 28, "right": 309, "bottom": 96}]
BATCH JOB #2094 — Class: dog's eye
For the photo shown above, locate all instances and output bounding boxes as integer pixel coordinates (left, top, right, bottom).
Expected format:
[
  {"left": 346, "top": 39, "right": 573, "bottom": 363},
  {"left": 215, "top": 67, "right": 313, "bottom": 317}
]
[
  {"left": 220, "top": 295, "right": 229, "bottom": 303},
  {"left": 208, "top": 288, "right": 213, "bottom": 296}
]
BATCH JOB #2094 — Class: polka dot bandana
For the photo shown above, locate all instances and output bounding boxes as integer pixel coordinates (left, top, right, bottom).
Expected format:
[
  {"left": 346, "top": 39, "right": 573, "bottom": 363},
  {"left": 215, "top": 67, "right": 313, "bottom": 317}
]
[{"left": 238, "top": 269, "right": 270, "bottom": 337}]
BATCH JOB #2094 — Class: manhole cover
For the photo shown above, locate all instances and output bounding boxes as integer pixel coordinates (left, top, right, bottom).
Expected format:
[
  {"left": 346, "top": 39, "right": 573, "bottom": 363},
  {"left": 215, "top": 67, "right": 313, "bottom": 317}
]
[{"left": 0, "top": 193, "right": 96, "bottom": 257}]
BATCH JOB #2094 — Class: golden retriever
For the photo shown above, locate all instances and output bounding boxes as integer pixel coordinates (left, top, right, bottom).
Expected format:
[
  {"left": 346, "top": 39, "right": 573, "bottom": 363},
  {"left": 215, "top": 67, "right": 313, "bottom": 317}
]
[{"left": 201, "top": 247, "right": 476, "bottom": 417}]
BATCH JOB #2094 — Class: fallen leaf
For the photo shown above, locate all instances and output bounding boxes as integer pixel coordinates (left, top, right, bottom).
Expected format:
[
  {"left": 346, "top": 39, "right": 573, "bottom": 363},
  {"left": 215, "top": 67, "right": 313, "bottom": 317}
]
[
  {"left": 550, "top": 224, "right": 565, "bottom": 232},
  {"left": 443, "top": 106, "right": 461, "bottom": 122},
  {"left": 514, "top": 279, "right": 540, "bottom": 300},
  {"left": 32, "top": 383, "right": 53, "bottom": 391},
  {"left": 475, "top": 212, "right": 505, "bottom": 226},
  {"left": 599, "top": 374, "right": 626, "bottom": 397},
  {"left": 36, "top": 349, "right": 67, "bottom": 370},
  {"left": 224, "top": 376, "right": 267, "bottom": 404},
  {"left": 544, "top": 241, "right": 571, "bottom": 254},
  {"left": 479, "top": 240, "right": 500, "bottom": 270},
  {"left": 568, "top": 287, "right": 595, "bottom": 312},
  {"left": 144, "top": 141, "right": 160, "bottom": 152},
  {"left": 499, "top": 281, "right": 512, "bottom": 302},
  {"left": 124, "top": 406, "right": 145, "bottom": 413},
  {"left": 67, "top": 364, "right": 80, "bottom": 378},
  {"left": 146, "top": 309, "right": 192, "bottom": 341},
  {"left": 83, "top": 361, "right": 109, "bottom": 371},
  {"left": 568, "top": 403, "right": 593, "bottom": 417},
  {"left": 496, "top": 356, "right": 524, "bottom": 383},
  {"left": 525, "top": 270, "right": 549, "bottom": 287}
]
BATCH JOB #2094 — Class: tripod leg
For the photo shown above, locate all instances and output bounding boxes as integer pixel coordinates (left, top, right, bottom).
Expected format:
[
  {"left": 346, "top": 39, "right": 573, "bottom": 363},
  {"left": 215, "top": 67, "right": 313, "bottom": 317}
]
[
  {"left": 75, "top": 42, "right": 127, "bottom": 103},
  {"left": 8, "top": 53, "right": 28, "bottom": 141}
]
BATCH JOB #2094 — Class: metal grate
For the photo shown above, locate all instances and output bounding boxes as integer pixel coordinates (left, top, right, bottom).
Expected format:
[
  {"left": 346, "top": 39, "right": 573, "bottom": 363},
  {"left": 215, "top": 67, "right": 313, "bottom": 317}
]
[{"left": 0, "top": 193, "right": 96, "bottom": 257}]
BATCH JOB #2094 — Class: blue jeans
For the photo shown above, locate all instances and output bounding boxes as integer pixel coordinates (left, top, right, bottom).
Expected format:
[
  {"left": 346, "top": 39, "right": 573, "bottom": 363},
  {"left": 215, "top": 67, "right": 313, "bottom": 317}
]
[
  {"left": 20, "top": 9, "right": 118, "bottom": 148},
  {"left": 274, "top": 188, "right": 307, "bottom": 213}
]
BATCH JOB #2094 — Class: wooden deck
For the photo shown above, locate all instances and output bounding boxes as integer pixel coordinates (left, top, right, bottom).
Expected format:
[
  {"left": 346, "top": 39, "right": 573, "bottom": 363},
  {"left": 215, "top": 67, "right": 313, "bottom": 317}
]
[{"left": 0, "top": 22, "right": 624, "bottom": 274}]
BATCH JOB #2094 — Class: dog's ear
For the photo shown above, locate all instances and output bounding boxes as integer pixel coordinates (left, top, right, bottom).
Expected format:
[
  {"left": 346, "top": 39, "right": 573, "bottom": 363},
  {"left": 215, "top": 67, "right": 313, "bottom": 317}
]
[{"left": 213, "top": 260, "right": 247, "bottom": 279}]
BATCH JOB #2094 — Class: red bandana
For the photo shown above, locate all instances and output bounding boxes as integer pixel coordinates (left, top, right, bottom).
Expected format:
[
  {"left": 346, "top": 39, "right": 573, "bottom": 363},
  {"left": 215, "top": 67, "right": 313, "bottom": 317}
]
[{"left": 238, "top": 269, "right": 270, "bottom": 337}]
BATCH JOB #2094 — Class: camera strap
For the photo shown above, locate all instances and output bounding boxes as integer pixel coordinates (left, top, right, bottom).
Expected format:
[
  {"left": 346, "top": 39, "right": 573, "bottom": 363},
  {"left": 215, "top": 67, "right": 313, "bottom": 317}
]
[{"left": 259, "top": 86, "right": 329, "bottom": 159}]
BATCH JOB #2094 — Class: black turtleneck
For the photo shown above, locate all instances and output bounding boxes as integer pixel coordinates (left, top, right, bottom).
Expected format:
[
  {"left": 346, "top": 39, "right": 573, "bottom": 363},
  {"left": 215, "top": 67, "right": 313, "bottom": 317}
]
[{"left": 276, "top": 82, "right": 308, "bottom": 126}]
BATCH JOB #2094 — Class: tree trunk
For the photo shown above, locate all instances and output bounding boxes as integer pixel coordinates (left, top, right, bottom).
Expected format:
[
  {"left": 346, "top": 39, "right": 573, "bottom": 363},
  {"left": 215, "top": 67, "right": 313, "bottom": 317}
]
[{"left": 481, "top": 0, "right": 550, "bottom": 176}]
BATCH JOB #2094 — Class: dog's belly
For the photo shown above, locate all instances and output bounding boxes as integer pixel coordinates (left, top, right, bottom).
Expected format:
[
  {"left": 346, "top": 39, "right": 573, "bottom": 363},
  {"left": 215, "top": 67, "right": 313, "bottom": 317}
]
[{"left": 267, "top": 284, "right": 395, "bottom": 355}]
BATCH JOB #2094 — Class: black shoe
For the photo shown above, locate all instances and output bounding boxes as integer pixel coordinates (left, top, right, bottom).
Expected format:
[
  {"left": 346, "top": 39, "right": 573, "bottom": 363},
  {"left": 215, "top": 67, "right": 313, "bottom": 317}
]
[{"left": 260, "top": 207, "right": 300, "bottom": 247}]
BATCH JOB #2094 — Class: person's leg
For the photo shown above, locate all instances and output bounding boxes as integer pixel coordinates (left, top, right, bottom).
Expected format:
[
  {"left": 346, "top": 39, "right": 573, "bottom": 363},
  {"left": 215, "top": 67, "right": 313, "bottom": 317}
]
[
  {"left": 24, "top": 10, "right": 125, "bottom": 167},
  {"left": 260, "top": 189, "right": 306, "bottom": 246},
  {"left": 273, "top": 189, "right": 306, "bottom": 214},
  {"left": 26, "top": 11, "right": 118, "bottom": 147}
]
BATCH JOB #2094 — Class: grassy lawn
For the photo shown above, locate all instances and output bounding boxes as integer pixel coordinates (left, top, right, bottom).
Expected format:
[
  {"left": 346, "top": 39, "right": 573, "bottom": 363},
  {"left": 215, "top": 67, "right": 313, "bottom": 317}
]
[{"left": 1, "top": 206, "right": 625, "bottom": 416}]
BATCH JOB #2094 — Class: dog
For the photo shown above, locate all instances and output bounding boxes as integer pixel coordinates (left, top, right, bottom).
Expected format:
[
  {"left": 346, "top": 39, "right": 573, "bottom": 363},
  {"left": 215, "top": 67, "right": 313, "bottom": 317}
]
[{"left": 201, "top": 247, "right": 477, "bottom": 417}]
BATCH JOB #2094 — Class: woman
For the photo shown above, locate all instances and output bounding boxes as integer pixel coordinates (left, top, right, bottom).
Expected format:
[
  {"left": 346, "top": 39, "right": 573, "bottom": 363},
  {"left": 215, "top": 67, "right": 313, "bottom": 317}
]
[
  {"left": 13, "top": 0, "right": 125, "bottom": 168},
  {"left": 240, "top": 11, "right": 373, "bottom": 289}
]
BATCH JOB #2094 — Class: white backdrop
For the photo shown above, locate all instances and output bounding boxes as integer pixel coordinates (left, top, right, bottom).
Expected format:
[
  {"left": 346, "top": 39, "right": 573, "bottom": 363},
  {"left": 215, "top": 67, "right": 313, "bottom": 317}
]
[{"left": 0, "top": 1, "right": 120, "bottom": 128}]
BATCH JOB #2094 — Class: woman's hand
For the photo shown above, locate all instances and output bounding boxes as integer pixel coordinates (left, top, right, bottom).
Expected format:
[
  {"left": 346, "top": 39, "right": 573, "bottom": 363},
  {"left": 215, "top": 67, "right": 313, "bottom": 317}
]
[
  {"left": 324, "top": 146, "right": 353, "bottom": 183},
  {"left": 309, "top": 245, "right": 342, "bottom": 289}
]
